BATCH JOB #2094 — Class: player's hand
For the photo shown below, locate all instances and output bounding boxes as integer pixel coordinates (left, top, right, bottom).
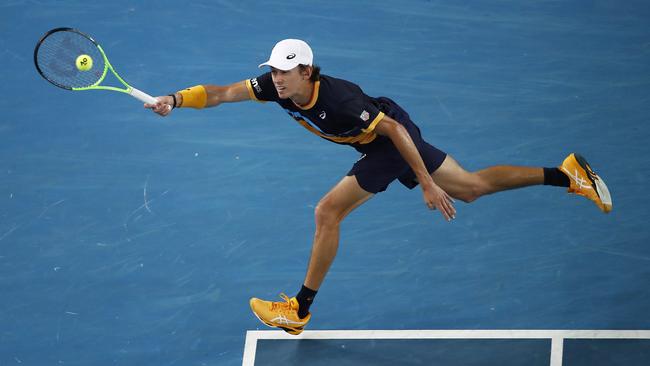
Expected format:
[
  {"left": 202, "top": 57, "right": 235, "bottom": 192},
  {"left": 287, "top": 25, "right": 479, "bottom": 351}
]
[
  {"left": 144, "top": 96, "right": 174, "bottom": 116},
  {"left": 422, "top": 182, "right": 456, "bottom": 221}
]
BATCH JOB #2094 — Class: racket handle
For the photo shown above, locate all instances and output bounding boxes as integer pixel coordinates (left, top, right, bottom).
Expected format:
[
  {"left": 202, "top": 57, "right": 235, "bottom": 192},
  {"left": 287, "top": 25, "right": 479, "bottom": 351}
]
[{"left": 129, "top": 87, "right": 159, "bottom": 105}]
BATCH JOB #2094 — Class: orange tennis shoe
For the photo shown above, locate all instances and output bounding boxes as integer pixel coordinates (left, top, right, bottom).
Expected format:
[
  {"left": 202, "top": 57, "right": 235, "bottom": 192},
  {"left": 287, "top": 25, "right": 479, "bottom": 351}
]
[
  {"left": 560, "top": 153, "right": 612, "bottom": 213},
  {"left": 250, "top": 294, "right": 311, "bottom": 335}
]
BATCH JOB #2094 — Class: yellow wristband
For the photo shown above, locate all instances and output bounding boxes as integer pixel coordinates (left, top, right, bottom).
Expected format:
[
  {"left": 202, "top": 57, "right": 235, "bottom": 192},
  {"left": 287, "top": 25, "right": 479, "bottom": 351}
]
[{"left": 178, "top": 85, "right": 207, "bottom": 109}]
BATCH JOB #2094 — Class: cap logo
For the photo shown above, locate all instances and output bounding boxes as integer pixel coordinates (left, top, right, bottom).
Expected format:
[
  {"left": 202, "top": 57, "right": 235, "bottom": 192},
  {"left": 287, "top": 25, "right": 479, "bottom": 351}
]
[{"left": 286, "top": 53, "right": 296, "bottom": 60}]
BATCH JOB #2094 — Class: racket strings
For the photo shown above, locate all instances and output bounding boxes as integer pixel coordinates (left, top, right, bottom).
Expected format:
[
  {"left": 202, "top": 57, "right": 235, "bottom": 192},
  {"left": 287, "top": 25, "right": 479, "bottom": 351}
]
[{"left": 35, "top": 30, "right": 105, "bottom": 89}]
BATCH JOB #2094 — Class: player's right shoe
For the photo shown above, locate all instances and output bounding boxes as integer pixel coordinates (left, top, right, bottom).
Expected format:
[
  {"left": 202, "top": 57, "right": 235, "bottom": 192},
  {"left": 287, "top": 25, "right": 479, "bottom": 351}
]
[
  {"left": 249, "top": 294, "right": 311, "bottom": 335},
  {"left": 560, "top": 153, "right": 612, "bottom": 213}
]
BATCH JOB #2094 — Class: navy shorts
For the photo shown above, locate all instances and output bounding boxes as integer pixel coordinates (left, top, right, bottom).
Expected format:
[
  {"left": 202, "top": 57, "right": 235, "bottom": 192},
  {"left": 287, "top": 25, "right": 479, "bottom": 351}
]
[{"left": 346, "top": 97, "right": 447, "bottom": 193}]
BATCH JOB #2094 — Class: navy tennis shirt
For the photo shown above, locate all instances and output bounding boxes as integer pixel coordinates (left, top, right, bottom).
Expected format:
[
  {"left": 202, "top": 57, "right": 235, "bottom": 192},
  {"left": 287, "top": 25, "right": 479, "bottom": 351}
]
[{"left": 245, "top": 72, "right": 392, "bottom": 152}]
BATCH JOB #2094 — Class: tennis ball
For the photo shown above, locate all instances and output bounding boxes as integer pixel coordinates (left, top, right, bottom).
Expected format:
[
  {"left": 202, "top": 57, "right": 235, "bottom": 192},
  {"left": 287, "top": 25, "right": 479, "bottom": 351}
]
[{"left": 75, "top": 54, "right": 93, "bottom": 71}]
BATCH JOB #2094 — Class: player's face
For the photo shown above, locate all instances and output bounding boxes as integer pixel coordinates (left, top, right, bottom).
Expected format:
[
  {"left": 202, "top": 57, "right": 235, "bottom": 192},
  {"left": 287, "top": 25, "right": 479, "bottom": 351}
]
[{"left": 270, "top": 67, "right": 306, "bottom": 99}]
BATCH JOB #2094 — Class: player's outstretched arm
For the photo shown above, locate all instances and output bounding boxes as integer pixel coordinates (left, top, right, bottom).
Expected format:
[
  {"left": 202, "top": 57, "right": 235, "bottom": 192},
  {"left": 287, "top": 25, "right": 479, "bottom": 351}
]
[{"left": 145, "top": 80, "right": 251, "bottom": 116}]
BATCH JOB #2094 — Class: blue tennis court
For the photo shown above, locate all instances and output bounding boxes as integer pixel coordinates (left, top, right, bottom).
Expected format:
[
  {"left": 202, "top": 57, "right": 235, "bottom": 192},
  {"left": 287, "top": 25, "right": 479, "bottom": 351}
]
[{"left": 1, "top": 1, "right": 649, "bottom": 365}]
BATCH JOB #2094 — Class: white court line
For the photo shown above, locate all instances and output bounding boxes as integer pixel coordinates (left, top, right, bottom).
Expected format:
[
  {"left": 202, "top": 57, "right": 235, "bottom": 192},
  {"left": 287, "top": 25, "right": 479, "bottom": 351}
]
[
  {"left": 242, "top": 329, "right": 650, "bottom": 366},
  {"left": 243, "top": 331, "right": 260, "bottom": 366},
  {"left": 550, "top": 336, "right": 564, "bottom": 366}
]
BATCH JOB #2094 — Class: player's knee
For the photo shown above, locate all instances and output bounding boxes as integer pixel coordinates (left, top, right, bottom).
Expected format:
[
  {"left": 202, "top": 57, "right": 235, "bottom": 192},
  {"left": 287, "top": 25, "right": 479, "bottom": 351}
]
[
  {"left": 457, "top": 177, "right": 488, "bottom": 203},
  {"left": 314, "top": 199, "right": 342, "bottom": 227},
  {"left": 461, "top": 187, "right": 481, "bottom": 203}
]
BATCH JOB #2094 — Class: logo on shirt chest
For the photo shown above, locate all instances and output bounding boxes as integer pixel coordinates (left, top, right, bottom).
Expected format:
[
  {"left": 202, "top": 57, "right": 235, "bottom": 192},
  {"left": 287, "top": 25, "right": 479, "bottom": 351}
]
[{"left": 319, "top": 111, "right": 327, "bottom": 119}]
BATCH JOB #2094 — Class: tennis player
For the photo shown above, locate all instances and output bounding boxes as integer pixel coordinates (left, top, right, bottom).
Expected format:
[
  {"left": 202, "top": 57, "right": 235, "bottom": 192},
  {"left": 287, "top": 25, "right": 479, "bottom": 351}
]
[{"left": 146, "top": 39, "right": 612, "bottom": 335}]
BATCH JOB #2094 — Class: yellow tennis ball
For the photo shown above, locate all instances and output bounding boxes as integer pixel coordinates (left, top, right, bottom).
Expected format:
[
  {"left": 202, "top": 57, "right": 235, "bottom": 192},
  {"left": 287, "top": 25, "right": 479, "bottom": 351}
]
[{"left": 75, "top": 54, "right": 93, "bottom": 71}]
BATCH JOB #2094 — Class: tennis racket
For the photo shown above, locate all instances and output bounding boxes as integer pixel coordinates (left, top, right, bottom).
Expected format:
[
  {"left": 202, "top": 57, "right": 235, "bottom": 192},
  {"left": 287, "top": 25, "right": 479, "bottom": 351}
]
[{"left": 34, "top": 27, "right": 159, "bottom": 105}]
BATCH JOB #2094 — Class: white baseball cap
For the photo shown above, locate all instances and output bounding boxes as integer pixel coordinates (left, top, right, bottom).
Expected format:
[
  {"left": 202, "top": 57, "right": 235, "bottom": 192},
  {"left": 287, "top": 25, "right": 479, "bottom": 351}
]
[{"left": 258, "top": 39, "right": 313, "bottom": 71}]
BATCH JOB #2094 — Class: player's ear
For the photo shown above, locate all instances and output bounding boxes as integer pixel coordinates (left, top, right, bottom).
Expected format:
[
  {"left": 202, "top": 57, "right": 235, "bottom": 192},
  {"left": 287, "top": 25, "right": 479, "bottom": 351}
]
[{"left": 300, "top": 65, "right": 312, "bottom": 80}]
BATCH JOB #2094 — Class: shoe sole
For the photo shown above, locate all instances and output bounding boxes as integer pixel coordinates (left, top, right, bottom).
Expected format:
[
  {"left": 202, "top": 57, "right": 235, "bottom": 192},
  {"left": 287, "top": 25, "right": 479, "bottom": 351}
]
[
  {"left": 574, "top": 153, "right": 612, "bottom": 211},
  {"left": 249, "top": 301, "right": 304, "bottom": 335},
  {"left": 254, "top": 315, "right": 303, "bottom": 335}
]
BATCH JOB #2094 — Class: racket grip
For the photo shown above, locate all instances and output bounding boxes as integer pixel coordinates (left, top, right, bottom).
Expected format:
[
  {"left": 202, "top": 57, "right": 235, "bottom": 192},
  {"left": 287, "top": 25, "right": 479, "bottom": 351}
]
[{"left": 129, "top": 87, "right": 159, "bottom": 105}]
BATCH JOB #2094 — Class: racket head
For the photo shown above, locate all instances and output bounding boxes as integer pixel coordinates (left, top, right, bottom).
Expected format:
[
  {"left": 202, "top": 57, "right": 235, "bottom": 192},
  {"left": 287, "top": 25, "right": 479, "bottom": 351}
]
[{"left": 34, "top": 27, "right": 108, "bottom": 90}]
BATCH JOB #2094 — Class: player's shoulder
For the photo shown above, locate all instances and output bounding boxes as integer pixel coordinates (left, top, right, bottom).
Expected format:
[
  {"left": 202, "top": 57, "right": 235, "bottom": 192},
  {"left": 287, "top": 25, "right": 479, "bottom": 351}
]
[
  {"left": 319, "top": 74, "right": 365, "bottom": 104},
  {"left": 248, "top": 71, "right": 278, "bottom": 102},
  {"left": 320, "top": 74, "right": 360, "bottom": 91}
]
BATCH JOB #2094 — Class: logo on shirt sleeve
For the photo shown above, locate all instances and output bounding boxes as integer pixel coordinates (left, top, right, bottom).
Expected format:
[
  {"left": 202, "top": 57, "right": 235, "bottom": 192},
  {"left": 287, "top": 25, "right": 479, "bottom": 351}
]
[
  {"left": 251, "top": 78, "right": 262, "bottom": 93},
  {"left": 360, "top": 110, "right": 370, "bottom": 122}
]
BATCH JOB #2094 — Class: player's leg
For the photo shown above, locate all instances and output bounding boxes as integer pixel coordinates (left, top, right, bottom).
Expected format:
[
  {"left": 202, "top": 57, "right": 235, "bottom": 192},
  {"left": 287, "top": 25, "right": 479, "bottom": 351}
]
[
  {"left": 249, "top": 175, "right": 373, "bottom": 334},
  {"left": 430, "top": 155, "right": 544, "bottom": 202},
  {"left": 378, "top": 96, "right": 611, "bottom": 211},
  {"left": 430, "top": 153, "right": 611, "bottom": 212},
  {"left": 304, "top": 175, "right": 374, "bottom": 289}
]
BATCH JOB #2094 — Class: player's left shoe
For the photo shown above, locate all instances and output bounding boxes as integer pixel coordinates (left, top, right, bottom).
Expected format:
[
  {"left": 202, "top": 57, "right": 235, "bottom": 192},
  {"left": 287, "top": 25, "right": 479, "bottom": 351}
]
[
  {"left": 249, "top": 294, "right": 311, "bottom": 335},
  {"left": 560, "top": 153, "right": 612, "bottom": 213}
]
